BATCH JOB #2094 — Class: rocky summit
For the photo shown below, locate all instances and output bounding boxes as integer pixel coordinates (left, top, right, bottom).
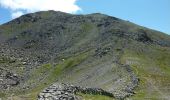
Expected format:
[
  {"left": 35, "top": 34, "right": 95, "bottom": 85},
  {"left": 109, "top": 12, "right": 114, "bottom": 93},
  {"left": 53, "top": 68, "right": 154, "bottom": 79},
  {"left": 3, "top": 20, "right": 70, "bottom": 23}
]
[{"left": 0, "top": 10, "right": 170, "bottom": 100}]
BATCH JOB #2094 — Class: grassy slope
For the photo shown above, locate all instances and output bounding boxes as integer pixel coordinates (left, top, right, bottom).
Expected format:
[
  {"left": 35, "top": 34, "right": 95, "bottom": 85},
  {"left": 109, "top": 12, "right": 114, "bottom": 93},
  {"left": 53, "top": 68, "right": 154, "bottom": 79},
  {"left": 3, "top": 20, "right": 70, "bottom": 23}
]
[
  {"left": 1, "top": 39, "right": 170, "bottom": 100},
  {"left": 121, "top": 43, "right": 170, "bottom": 100},
  {"left": 1, "top": 12, "right": 170, "bottom": 100},
  {"left": 0, "top": 52, "right": 89, "bottom": 100}
]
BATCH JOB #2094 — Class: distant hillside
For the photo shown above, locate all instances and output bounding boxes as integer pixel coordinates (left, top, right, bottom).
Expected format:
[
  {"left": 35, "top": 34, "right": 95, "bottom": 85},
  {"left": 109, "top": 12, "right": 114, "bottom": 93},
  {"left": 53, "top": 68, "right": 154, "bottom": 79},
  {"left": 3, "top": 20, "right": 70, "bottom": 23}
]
[{"left": 0, "top": 10, "right": 170, "bottom": 100}]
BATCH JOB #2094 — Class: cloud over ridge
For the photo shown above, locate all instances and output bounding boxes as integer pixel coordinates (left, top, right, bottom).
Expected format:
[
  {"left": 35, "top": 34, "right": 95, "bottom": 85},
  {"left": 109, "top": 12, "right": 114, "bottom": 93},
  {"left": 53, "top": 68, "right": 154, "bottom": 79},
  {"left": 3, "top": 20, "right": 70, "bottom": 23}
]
[{"left": 0, "top": 0, "right": 81, "bottom": 18}]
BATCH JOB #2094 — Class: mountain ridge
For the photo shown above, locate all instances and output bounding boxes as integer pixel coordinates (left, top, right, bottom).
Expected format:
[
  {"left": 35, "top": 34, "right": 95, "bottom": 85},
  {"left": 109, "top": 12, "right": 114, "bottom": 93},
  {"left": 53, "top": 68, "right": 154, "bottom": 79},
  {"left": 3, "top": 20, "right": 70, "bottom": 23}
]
[
  {"left": 0, "top": 10, "right": 170, "bottom": 100},
  {"left": 1, "top": 10, "right": 170, "bottom": 47}
]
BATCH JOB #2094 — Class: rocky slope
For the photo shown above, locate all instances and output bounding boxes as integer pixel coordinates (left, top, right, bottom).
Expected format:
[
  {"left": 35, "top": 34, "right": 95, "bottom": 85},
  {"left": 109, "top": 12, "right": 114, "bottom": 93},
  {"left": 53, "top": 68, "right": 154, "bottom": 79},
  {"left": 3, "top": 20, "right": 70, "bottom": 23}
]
[{"left": 0, "top": 10, "right": 170, "bottom": 100}]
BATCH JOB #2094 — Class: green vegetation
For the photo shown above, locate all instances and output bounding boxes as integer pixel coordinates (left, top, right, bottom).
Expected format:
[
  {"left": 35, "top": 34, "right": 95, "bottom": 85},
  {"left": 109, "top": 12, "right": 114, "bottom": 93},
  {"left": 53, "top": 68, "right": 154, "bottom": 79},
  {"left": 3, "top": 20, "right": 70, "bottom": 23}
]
[
  {"left": 0, "top": 92, "right": 6, "bottom": 98},
  {"left": 50, "top": 52, "right": 89, "bottom": 79},
  {"left": 121, "top": 44, "right": 170, "bottom": 99},
  {"left": 1, "top": 11, "right": 170, "bottom": 100},
  {"left": 0, "top": 56, "right": 15, "bottom": 63},
  {"left": 8, "top": 52, "right": 89, "bottom": 99},
  {"left": 0, "top": 22, "right": 32, "bottom": 35},
  {"left": 76, "top": 93, "right": 115, "bottom": 100},
  {"left": 81, "top": 22, "right": 94, "bottom": 32}
]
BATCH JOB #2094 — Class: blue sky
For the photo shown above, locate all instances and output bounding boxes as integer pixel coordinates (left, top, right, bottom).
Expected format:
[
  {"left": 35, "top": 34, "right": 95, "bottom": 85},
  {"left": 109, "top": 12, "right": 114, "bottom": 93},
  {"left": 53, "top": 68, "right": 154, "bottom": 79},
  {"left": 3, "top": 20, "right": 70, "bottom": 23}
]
[{"left": 0, "top": 0, "right": 170, "bottom": 34}]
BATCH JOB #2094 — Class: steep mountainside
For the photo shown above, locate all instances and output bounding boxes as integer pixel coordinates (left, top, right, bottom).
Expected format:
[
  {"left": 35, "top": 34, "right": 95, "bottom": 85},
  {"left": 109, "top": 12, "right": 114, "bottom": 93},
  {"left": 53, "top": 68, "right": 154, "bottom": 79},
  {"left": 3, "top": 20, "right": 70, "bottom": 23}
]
[{"left": 0, "top": 10, "right": 170, "bottom": 100}]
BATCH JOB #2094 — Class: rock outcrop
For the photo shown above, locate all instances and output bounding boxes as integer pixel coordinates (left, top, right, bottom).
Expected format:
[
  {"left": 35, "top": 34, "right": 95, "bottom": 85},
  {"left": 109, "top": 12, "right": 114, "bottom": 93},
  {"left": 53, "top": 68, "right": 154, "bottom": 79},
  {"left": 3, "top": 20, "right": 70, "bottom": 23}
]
[{"left": 0, "top": 68, "right": 20, "bottom": 89}]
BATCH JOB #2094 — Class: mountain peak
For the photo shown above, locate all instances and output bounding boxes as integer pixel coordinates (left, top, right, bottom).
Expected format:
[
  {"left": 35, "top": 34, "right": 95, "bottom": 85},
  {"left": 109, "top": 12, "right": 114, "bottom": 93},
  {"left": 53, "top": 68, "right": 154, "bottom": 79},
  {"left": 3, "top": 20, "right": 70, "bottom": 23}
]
[
  {"left": 1, "top": 11, "right": 170, "bottom": 47},
  {"left": 0, "top": 10, "right": 170, "bottom": 99}
]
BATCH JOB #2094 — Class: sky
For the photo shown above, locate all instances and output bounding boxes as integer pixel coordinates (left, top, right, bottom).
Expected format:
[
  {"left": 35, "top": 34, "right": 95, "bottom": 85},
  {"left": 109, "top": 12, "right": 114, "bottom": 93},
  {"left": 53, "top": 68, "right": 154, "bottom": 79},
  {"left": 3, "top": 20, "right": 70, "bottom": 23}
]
[{"left": 0, "top": 0, "right": 170, "bottom": 34}]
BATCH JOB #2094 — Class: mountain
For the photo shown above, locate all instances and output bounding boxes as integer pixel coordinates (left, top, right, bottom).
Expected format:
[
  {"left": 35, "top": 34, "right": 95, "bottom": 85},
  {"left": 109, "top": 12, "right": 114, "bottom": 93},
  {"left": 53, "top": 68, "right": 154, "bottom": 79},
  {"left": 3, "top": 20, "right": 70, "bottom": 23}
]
[{"left": 0, "top": 10, "right": 170, "bottom": 100}]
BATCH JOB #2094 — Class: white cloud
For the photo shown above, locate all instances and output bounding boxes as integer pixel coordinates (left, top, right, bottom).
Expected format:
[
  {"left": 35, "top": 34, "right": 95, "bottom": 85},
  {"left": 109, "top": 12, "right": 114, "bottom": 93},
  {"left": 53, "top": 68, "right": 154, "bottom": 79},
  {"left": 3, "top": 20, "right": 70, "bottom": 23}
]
[
  {"left": 12, "top": 11, "right": 24, "bottom": 19},
  {"left": 0, "top": 0, "right": 81, "bottom": 18}
]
